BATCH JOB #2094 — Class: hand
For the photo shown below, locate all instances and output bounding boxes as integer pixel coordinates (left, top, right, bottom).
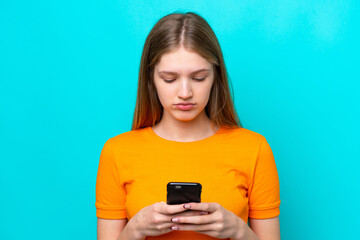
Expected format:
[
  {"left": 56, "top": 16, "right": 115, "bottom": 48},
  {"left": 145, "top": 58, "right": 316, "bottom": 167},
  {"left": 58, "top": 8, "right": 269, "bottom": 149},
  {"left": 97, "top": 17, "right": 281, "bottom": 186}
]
[
  {"left": 169, "top": 202, "right": 245, "bottom": 239},
  {"left": 129, "top": 201, "right": 212, "bottom": 239}
]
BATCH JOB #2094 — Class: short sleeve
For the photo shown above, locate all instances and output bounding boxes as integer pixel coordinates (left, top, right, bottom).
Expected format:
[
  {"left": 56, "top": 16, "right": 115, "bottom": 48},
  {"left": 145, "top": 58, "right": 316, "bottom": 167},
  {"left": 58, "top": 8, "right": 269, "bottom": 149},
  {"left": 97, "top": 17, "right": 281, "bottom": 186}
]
[
  {"left": 95, "top": 138, "right": 127, "bottom": 219},
  {"left": 248, "top": 136, "right": 281, "bottom": 219}
]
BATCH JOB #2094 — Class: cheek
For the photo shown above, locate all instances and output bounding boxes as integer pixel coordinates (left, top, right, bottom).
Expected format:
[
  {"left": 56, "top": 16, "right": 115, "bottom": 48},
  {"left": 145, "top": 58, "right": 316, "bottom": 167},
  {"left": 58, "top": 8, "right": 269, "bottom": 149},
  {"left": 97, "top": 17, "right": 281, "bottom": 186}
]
[
  {"left": 156, "top": 87, "right": 172, "bottom": 106},
  {"left": 198, "top": 86, "right": 213, "bottom": 103}
]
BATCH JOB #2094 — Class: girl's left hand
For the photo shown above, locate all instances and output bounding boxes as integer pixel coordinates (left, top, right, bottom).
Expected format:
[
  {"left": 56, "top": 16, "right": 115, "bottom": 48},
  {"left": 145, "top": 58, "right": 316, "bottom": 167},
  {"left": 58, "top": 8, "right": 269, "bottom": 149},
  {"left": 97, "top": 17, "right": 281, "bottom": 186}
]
[{"left": 169, "top": 202, "right": 245, "bottom": 239}]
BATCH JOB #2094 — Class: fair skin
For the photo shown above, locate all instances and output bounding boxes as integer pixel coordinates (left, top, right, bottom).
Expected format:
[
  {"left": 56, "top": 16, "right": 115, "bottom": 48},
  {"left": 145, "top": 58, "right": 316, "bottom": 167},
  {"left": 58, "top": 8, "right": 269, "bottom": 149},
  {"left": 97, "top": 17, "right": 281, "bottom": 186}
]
[
  {"left": 152, "top": 45, "right": 218, "bottom": 141},
  {"left": 97, "top": 46, "right": 280, "bottom": 240}
]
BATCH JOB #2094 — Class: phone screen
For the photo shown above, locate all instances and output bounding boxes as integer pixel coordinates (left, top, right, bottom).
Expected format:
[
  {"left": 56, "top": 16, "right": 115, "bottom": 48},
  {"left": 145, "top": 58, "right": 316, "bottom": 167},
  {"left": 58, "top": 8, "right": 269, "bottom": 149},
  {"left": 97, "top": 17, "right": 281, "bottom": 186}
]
[{"left": 167, "top": 182, "right": 202, "bottom": 205}]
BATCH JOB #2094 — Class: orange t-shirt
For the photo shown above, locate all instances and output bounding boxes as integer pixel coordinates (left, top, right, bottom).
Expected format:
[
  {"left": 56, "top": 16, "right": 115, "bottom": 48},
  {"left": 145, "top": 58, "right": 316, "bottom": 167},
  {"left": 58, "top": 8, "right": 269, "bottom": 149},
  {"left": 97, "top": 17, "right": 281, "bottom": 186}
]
[{"left": 95, "top": 126, "right": 281, "bottom": 239}]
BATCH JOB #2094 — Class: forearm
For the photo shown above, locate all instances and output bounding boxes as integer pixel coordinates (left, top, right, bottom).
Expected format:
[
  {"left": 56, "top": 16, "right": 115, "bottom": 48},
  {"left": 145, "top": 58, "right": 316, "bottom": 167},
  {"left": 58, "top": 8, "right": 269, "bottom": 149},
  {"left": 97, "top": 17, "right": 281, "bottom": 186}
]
[
  {"left": 232, "top": 218, "right": 260, "bottom": 240},
  {"left": 118, "top": 218, "right": 145, "bottom": 240}
]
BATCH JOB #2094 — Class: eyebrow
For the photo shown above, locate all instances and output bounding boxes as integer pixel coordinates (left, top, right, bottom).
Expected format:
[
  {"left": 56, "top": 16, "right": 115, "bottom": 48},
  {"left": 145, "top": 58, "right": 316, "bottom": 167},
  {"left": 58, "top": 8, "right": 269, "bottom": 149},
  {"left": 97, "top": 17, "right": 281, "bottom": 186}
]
[{"left": 158, "top": 68, "right": 210, "bottom": 75}]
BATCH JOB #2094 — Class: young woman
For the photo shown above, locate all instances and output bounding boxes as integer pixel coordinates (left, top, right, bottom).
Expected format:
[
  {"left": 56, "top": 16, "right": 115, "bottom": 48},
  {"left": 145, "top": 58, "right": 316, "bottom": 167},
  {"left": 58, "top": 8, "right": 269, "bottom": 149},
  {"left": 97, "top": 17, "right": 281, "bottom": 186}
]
[{"left": 96, "top": 12, "right": 281, "bottom": 240}]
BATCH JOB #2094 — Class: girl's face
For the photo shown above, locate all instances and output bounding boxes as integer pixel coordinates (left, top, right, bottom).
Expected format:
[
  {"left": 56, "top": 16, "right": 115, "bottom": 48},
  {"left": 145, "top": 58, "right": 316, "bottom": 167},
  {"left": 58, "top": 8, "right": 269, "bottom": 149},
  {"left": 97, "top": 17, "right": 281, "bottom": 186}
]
[{"left": 153, "top": 46, "right": 214, "bottom": 123}]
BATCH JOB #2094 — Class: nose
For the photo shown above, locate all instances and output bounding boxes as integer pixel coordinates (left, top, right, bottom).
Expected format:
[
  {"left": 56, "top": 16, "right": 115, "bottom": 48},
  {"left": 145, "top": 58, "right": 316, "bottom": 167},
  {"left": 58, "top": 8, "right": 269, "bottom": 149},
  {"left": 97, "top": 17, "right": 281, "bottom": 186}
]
[{"left": 177, "top": 78, "right": 193, "bottom": 99}]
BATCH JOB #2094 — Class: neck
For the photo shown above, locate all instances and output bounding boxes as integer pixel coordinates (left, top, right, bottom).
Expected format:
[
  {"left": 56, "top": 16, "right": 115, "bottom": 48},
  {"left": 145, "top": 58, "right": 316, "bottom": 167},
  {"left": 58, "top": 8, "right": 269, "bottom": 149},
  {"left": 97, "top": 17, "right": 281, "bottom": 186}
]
[{"left": 152, "top": 111, "right": 218, "bottom": 142}]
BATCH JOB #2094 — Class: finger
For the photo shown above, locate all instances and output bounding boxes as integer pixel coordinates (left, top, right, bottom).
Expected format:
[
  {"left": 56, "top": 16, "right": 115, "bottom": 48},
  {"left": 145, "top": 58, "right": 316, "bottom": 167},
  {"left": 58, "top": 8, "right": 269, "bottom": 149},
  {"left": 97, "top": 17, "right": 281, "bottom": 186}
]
[
  {"left": 168, "top": 210, "right": 208, "bottom": 222},
  {"left": 170, "top": 210, "right": 208, "bottom": 217},
  {"left": 145, "top": 222, "right": 176, "bottom": 236},
  {"left": 170, "top": 213, "right": 215, "bottom": 225},
  {"left": 182, "top": 202, "right": 219, "bottom": 212},
  {"left": 149, "top": 212, "right": 206, "bottom": 227},
  {"left": 151, "top": 207, "right": 207, "bottom": 225},
  {"left": 153, "top": 202, "right": 189, "bottom": 215},
  {"left": 156, "top": 222, "right": 179, "bottom": 231},
  {"left": 171, "top": 223, "right": 219, "bottom": 232}
]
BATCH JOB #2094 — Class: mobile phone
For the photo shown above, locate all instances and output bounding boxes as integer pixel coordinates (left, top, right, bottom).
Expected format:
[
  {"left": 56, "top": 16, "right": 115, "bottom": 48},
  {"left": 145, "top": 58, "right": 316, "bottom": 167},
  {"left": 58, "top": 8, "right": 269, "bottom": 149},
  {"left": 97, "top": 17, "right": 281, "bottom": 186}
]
[{"left": 167, "top": 182, "right": 202, "bottom": 205}]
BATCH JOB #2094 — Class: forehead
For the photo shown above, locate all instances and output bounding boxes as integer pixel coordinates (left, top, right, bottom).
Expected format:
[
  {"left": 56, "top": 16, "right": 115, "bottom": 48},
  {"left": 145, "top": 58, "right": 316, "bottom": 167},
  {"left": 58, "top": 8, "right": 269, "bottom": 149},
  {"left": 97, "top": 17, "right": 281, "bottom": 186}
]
[{"left": 155, "top": 47, "right": 212, "bottom": 74}]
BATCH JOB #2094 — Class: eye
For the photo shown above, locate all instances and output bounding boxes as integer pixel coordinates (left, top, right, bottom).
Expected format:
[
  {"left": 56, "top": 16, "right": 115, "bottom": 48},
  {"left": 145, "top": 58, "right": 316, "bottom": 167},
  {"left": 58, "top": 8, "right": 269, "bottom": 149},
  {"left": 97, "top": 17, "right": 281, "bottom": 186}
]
[
  {"left": 162, "top": 77, "right": 206, "bottom": 83},
  {"left": 164, "top": 79, "right": 176, "bottom": 83}
]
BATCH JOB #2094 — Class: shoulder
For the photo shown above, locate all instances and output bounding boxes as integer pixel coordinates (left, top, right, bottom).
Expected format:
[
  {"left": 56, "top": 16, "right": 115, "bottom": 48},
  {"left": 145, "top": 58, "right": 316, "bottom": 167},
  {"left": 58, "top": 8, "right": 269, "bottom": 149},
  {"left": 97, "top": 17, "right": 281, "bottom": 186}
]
[
  {"left": 103, "top": 127, "right": 149, "bottom": 148},
  {"left": 110, "top": 127, "right": 148, "bottom": 142},
  {"left": 222, "top": 126, "right": 266, "bottom": 144}
]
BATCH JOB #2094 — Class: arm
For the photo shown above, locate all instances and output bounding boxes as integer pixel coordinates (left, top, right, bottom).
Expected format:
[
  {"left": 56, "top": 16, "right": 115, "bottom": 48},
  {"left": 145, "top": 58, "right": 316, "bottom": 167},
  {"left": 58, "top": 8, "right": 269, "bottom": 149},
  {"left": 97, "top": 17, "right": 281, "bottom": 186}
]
[
  {"left": 96, "top": 139, "right": 136, "bottom": 239},
  {"left": 246, "top": 216, "right": 280, "bottom": 240},
  {"left": 97, "top": 218, "right": 128, "bottom": 240},
  {"left": 232, "top": 216, "right": 280, "bottom": 240},
  {"left": 245, "top": 136, "right": 281, "bottom": 240},
  {"left": 97, "top": 202, "right": 191, "bottom": 240}
]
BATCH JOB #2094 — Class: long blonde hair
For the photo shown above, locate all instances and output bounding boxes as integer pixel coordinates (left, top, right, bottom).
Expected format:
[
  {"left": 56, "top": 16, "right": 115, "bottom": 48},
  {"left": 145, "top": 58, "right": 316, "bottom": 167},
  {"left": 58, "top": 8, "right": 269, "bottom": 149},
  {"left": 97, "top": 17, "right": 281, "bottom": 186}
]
[{"left": 132, "top": 12, "right": 242, "bottom": 130}]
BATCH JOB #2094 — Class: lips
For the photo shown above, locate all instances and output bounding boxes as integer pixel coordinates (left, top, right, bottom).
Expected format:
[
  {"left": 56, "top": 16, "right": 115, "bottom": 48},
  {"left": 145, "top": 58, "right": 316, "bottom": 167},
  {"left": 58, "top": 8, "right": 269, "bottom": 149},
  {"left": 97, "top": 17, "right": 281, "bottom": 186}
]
[
  {"left": 175, "top": 103, "right": 194, "bottom": 110},
  {"left": 176, "top": 102, "right": 195, "bottom": 105}
]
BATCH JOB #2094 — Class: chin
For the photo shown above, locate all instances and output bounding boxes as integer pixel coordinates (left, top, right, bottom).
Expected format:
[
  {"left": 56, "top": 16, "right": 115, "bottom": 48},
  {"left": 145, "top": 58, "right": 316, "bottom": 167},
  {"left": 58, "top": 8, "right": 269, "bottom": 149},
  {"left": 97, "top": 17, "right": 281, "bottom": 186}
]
[
  {"left": 175, "top": 118, "right": 196, "bottom": 122},
  {"left": 172, "top": 112, "right": 201, "bottom": 122}
]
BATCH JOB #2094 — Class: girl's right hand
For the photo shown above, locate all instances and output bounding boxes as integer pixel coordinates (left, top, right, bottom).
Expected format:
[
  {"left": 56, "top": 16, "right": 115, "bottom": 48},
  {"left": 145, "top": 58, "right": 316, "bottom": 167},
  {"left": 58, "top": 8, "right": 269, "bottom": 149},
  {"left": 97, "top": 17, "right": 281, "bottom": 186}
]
[{"left": 128, "top": 201, "right": 208, "bottom": 239}]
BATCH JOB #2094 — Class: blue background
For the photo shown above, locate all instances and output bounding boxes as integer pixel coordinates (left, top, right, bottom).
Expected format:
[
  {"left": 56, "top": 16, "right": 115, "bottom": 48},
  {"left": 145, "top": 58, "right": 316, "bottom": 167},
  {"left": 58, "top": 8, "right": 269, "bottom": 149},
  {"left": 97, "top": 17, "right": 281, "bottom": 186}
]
[{"left": 1, "top": 0, "right": 359, "bottom": 239}]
